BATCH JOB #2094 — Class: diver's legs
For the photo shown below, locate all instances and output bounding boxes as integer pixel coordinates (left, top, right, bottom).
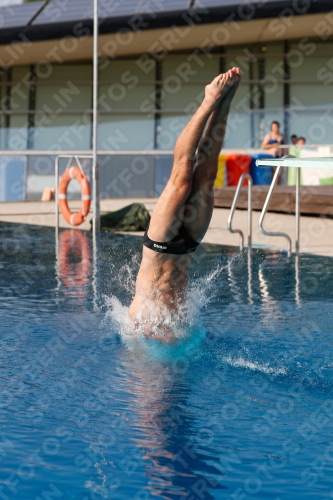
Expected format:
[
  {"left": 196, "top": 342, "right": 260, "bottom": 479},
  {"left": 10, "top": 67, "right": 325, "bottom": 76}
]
[
  {"left": 147, "top": 71, "right": 236, "bottom": 243},
  {"left": 183, "top": 69, "right": 241, "bottom": 242}
]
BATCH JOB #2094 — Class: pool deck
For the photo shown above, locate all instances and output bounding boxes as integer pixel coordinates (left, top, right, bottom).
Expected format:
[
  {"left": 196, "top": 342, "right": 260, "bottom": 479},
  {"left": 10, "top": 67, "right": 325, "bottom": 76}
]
[{"left": 0, "top": 198, "right": 332, "bottom": 257}]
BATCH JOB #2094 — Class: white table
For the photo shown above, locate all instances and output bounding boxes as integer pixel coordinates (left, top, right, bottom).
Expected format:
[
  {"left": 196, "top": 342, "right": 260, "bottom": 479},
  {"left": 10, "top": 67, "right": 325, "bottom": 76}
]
[{"left": 255, "top": 157, "right": 333, "bottom": 253}]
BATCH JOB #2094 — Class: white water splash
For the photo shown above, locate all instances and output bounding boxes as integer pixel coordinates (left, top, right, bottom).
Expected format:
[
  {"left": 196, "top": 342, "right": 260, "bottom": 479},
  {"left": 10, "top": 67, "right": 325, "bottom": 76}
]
[
  {"left": 222, "top": 355, "right": 287, "bottom": 375},
  {"left": 106, "top": 288, "right": 204, "bottom": 343},
  {"left": 104, "top": 254, "right": 233, "bottom": 345}
]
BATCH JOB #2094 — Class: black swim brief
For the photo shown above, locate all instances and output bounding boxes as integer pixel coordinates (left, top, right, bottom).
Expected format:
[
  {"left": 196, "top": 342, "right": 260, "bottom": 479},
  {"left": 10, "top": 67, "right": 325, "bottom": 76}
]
[{"left": 143, "top": 223, "right": 200, "bottom": 255}]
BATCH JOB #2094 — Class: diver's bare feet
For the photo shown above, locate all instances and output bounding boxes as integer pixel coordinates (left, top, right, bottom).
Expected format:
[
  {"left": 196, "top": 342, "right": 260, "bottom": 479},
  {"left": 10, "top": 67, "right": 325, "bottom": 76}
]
[
  {"left": 203, "top": 68, "right": 240, "bottom": 110},
  {"left": 220, "top": 67, "right": 242, "bottom": 107}
]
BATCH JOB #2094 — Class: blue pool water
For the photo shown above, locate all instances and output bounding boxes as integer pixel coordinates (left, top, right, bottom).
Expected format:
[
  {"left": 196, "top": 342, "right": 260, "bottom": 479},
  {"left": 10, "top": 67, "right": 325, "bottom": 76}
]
[{"left": 1, "top": 222, "right": 333, "bottom": 500}]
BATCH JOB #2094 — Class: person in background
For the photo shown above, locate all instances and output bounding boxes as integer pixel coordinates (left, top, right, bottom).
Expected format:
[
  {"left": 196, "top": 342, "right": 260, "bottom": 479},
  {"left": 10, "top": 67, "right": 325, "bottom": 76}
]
[
  {"left": 297, "top": 137, "right": 306, "bottom": 146},
  {"left": 290, "top": 134, "right": 298, "bottom": 145},
  {"left": 261, "top": 121, "right": 286, "bottom": 157}
]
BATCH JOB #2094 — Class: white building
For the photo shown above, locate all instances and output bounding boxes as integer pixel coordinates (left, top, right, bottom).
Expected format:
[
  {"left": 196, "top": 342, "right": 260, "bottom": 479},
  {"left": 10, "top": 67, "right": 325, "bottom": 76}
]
[{"left": 0, "top": 0, "right": 332, "bottom": 199}]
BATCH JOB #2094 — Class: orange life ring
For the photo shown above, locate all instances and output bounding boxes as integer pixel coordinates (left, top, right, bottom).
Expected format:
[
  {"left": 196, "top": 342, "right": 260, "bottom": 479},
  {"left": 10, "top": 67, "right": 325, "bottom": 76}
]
[
  {"left": 58, "top": 166, "right": 91, "bottom": 226},
  {"left": 59, "top": 229, "right": 91, "bottom": 290}
]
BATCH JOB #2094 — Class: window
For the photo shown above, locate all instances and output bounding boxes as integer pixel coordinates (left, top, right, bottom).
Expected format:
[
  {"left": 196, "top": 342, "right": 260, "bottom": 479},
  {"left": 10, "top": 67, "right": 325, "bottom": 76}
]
[
  {"left": 157, "top": 54, "right": 219, "bottom": 150},
  {"left": 98, "top": 59, "right": 156, "bottom": 151},
  {"left": 33, "top": 64, "right": 92, "bottom": 150}
]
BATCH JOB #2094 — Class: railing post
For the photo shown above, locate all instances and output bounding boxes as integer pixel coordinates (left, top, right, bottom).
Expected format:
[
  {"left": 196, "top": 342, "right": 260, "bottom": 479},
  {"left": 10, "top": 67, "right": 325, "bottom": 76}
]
[
  {"left": 55, "top": 155, "right": 59, "bottom": 232},
  {"left": 248, "top": 179, "right": 252, "bottom": 248},
  {"left": 227, "top": 173, "right": 253, "bottom": 250},
  {"left": 295, "top": 166, "right": 300, "bottom": 253},
  {"left": 92, "top": 0, "right": 100, "bottom": 234},
  {"left": 258, "top": 164, "right": 292, "bottom": 255}
]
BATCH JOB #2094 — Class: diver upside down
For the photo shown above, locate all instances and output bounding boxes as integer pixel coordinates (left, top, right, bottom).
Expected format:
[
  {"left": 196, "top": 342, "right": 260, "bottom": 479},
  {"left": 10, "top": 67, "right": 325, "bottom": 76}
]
[{"left": 129, "top": 68, "right": 242, "bottom": 342}]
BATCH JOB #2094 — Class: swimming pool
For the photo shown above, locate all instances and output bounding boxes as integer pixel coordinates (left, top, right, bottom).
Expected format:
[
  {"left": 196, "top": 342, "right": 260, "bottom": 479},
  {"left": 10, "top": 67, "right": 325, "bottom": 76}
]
[{"left": 0, "top": 221, "right": 333, "bottom": 499}]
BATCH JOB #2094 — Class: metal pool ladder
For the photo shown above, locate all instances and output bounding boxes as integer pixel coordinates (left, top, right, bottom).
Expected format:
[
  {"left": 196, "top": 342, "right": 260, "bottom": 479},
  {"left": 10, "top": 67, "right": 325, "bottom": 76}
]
[
  {"left": 227, "top": 173, "right": 253, "bottom": 250},
  {"left": 258, "top": 155, "right": 295, "bottom": 255}
]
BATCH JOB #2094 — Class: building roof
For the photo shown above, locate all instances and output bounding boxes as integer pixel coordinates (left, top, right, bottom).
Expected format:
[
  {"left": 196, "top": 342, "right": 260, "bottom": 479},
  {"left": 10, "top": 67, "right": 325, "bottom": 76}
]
[
  {"left": 0, "top": 1, "right": 44, "bottom": 30},
  {"left": 0, "top": 0, "right": 332, "bottom": 46}
]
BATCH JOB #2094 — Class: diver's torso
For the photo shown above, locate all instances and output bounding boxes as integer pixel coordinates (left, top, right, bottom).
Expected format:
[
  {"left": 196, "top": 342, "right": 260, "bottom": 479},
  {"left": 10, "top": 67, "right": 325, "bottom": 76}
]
[{"left": 129, "top": 246, "right": 191, "bottom": 318}]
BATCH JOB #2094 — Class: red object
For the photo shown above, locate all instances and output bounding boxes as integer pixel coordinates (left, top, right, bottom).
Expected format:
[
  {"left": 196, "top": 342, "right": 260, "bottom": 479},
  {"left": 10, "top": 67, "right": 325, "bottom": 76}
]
[
  {"left": 225, "top": 154, "right": 252, "bottom": 186},
  {"left": 59, "top": 230, "right": 91, "bottom": 290},
  {"left": 58, "top": 166, "right": 91, "bottom": 226}
]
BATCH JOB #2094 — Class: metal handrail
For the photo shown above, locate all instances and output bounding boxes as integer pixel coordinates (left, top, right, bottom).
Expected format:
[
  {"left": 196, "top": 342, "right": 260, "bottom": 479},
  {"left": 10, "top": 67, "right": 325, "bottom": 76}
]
[
  {"left": 258, "top": 155, "right": 294, "bottom": 255},
  {"left": 227, "top": 173, "right": 253, "bottom": 250}
]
